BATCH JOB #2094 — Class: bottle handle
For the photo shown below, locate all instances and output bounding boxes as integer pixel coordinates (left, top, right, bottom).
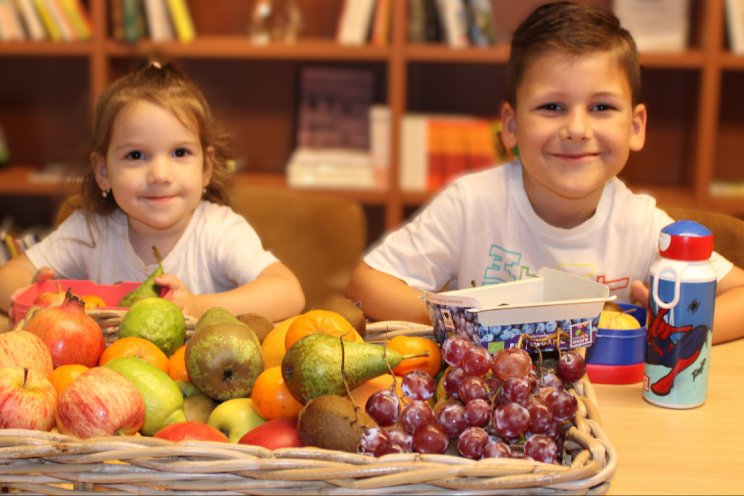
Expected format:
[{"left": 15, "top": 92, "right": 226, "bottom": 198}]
[{"left": 652, "top": 261, "right": 685, "bottom": 309}]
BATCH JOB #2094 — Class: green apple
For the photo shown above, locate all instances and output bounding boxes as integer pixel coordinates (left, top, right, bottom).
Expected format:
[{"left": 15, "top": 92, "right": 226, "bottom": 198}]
[
  {"left": 177, "top": 380, "right": 217, "bottom": 424},
  {"left": 207, "top": 397, "right": 266, "bottom": 443},
  {"left": 598, "top": 310, "right": 641, "bottom": 330}
]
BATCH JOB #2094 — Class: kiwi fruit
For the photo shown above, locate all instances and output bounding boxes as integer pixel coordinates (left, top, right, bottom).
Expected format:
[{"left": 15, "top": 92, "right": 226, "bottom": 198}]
[
  {"left": 237, "top": 312, "right": 275, "bottom": 343},
  {"left": 297, "top": 394, "right": 376, "bottom": 452},
  {"left": 316, "top": 295, "right": 367, "bottom": 338}
]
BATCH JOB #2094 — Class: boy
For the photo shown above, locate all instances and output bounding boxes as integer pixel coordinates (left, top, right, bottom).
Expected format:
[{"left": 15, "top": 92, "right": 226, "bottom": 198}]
[{"left": 346, "top": 2, "right": 744, "bottom": 344}]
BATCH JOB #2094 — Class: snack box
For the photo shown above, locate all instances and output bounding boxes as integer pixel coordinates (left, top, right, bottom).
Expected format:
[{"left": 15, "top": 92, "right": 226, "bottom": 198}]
[
  {"left": 11, "top": 279, "right": 140, "bottom": 324},
  {"left": 423, "top": 267, "right": 615, "bottom": 353}
]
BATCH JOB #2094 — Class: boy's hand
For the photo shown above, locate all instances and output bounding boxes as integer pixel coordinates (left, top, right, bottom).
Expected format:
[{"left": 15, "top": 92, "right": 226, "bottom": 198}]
[
  {"left": 155, "top": 273, "right": 197, "bottom": 317},
  {"left": 630, "top": 280, "right": 649, "bottom": 308}
]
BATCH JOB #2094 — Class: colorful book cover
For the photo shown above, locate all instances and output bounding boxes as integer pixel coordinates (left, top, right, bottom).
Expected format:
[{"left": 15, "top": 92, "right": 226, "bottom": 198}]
[{"left": 166, "top": 0, "right": 195, "bottom": 42}]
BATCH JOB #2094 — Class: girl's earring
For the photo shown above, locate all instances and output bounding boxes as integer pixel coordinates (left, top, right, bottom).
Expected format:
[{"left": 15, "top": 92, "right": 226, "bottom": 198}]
[
  {"left": 202, "top": 187, "right": 207, "bottom": 195},
  {"left": 101, "top": 189, "right": 111, "bottom": 198}
]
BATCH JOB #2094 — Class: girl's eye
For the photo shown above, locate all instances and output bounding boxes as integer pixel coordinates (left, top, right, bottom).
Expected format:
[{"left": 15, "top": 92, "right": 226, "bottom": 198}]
[
  {"left": 125, "top": 150, "right": 143, "bottom": 160},
  {"left": 173, "top": 148, "right": 190, "bottom": 158}
]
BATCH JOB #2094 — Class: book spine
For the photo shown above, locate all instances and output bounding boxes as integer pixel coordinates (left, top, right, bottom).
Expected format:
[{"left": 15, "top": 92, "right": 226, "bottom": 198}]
[
  {"left": 42, "top": 0, "right": 74, "bottom": 41},
  {"left": 165, "top": 0, "right": 195, "bottom": 42},
  {"left": 143, "top": 0, "right": 173, "bottom": 42},
  {"left": 121, "top": 0, "right": 144, "bottom": 43},
  {"left": 370, "top": 0, "right": 390, "bottom": 45},
  {"left": 32, "top": 0, "right": 61, "bottom": 40},
  {"left": 58, "top": 0, "right": 91, "bottom": 40},
  {"left": 0, "top": 0, "right": 26, "bottom": 40},
  {"left": 13, "top": 0, "right": 46, "bottom": 40}
]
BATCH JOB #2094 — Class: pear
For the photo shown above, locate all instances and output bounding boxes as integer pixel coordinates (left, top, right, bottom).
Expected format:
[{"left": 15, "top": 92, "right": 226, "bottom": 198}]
[
  {"left": 281, "top": 333, "right": 408, "bottom": 404},
  {"left": 197, "top": 307, "right": 260, "bottom": 347},
  {"left": 119, "top": 246, "right": 164, "bottom": 307}
]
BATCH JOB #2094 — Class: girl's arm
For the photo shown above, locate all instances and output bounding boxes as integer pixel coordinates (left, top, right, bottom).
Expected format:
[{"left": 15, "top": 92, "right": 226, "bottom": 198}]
[
  {"left": 0, "top": 254, "right": 39, "bottom": 312},
  {"left": 345, "top": 262, "right": 430, "bottom": 324},
  {"left": 157, "top": 261, "right": 305, "bottom": 322}
]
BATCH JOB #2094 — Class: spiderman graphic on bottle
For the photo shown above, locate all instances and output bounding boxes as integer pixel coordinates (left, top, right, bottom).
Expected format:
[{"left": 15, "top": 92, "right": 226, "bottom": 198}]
[{"left": 643, "top": 220, "right": 716, "bottom": 409}]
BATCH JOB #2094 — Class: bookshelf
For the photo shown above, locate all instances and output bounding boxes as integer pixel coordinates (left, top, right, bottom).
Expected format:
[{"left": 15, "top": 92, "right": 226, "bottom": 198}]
[{"left": 0, "top": 0, "right": 743, "bottom": 248}]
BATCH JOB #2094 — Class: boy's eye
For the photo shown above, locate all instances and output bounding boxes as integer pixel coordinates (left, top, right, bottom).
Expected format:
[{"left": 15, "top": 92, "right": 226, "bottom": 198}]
[
  {"left": 538, "top": 103, "right": 562, "bottom": 112},
  {"left": 591, "top": 103, "right": 615, "bottom": 112},
  {"left": 125, "top": 150, "right": 143, "bottom": 160}
]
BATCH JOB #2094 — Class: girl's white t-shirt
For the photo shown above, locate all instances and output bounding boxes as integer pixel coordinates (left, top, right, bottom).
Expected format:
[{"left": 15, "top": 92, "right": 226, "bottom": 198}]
[
  {"left": 26, "top": 201, "right": 278, "bottom": 294},
  {"left": 364, "top": 161, "right": 732, "bottom": 302}
]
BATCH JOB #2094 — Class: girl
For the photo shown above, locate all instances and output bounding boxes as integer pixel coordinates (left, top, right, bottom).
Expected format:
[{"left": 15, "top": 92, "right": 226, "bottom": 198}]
[{"left": 0, "top": 62, "right": 305, "bottom": 321}]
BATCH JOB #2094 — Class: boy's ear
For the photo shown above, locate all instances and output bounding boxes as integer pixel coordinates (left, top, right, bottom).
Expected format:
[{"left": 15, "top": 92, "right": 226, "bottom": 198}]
[
  {"left": 90, "top": 152, "right": 110, "bottom": 190},
  {"left": 500, "top": 102, "right": 518, "bottom": 149},
  {"left": 630, "top": 103, "right": 647, "bottom": 152}
]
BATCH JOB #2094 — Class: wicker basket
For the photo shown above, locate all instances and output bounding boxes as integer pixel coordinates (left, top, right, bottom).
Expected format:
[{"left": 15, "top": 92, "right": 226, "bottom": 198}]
[{"left": 0, "top": 321, "right": 617, "bottom": 495}]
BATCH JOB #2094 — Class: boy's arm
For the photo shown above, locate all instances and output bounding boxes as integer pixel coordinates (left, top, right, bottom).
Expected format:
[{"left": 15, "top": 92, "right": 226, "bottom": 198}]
[
  {"left": 0, "top": 254, "right": 38, "bottom": 312},
  {"left": 157, "top": 262, "right": 305, "bottom": 322},
  {"left": 346, "top": 262, "right": 431, "bottom": 324},
  {"left": 710, "top": 265, "right": 744, "bottom": 344}
]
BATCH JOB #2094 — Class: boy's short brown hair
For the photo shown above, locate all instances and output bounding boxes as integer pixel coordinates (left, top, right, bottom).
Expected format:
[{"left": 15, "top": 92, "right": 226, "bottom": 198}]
[{"left": 506, "top": 1, "right": 641, "bottom": 106}]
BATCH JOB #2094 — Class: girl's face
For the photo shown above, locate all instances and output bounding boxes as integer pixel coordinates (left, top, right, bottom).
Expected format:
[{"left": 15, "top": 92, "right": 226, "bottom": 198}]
[
  {"left": 92, "top": 100, "right": 213, "bottom": 239},
  {"left": 500, "top": 50, "right": 646, "bottom": 227}
]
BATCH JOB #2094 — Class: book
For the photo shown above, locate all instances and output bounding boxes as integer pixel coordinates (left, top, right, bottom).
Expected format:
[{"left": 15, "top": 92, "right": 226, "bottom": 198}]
[
  {"left": 369, "top": 105, "right": 390, "bottom": 169},
  {"left": 13, "top": 0, "right": 46, "bottom": 40},
  {"left": 437, "top": 0, "right": 469, "bottom": 48},
  {"left": 32, "top": 0, "right": 60, "bottom": 40},
  {"left": 42, "top": 0, "right": 75, "bottom": 41},
  {"left": 464, "top": 0, "right": 494, "bottom": 47},
  {"left": 286, "top": 148, "right": 375, "bottom": 189},
  {"left": 613, "top": 0, "right": 690, "bottom": 53},
  {"left": 121, "top": 0, "right": 145, "bottom": 43},
  {"left": 143, "top": 0, "right": 174, "bottom": 42},
  {"left": 370, "top": 0, "right": 390, "bottom": 45},
  {"left": 58, "top": 0, "right": 91, "bottom": 40},
  {"left": 165, "top": 0, "right": 195, "bottom": 42},
  {"left": 0, "top": 0, "right": 25, "bottom": 40},
  {"left": 726, "top": 0, "right": 744, "bottom": 54},
  {"left": 336, "top": 0, "right": 376, "bottom": 45}
]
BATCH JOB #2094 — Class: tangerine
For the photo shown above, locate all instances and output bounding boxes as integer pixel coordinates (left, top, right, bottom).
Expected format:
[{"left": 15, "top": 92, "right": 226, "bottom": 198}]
[
  {"left": 349, "top": 373, "right": 407, "bottom": 408},
  {"left": 284, "top": 309, "right": 363, "bottom": 351},
  {"left": 99, "top": 336, "right": 169, "bottom": 372},
  {"left": 261, "top": 316, "right": 299, "bottom": 368},
  {"left": 251, "top": 366, "right": 304, "bottom": 420},
  {"left": 167, "top": 344, "right": 189, "bottom": 382},
  {"left": 386, "top": 335, "right": 443, "bottom": 378},
  {"left": 47, "top": 364, "right": 89, "bottom": 395}
]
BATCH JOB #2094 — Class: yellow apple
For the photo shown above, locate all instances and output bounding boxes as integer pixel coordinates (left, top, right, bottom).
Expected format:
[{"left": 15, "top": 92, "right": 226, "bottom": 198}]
[{"left": 598, "top": 310, "right": 641, "bottom": 330}]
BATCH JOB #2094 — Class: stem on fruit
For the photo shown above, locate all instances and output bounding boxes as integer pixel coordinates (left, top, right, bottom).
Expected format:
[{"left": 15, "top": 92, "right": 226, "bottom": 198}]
[{"left": 152, "top": 245, "right": 163, "bottom": 266}]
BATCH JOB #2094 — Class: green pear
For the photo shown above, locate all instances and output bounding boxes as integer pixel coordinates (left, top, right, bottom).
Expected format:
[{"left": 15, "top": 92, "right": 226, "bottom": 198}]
[
  {"left": 281, "top": 333, "right": 406, "bottom": 404},
  {"left": 119, "top": 246, "right": 164, "bottom": 307},
  {"left": 196, "top": 307, "right": 260, "bottom": 347}
]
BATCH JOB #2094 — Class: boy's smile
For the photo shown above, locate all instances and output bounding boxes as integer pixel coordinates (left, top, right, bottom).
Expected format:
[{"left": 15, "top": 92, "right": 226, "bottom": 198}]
[{"left": 501, "top": 50, "right": 646, "bottom": 228}]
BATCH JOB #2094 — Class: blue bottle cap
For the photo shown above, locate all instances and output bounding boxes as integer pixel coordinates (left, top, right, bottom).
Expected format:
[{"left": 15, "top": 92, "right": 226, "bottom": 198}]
[{"left": 659, "top": 220, "right": 713, "bottom": 261}]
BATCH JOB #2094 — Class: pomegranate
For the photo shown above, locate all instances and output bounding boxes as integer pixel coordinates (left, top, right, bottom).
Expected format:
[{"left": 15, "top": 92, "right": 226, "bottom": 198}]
[{"left": 25, "top": 289, "right": 105, "bottom": 368}]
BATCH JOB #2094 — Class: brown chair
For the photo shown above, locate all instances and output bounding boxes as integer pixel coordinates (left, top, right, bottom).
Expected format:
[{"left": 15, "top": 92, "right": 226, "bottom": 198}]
[
  {"left": 56, "top": 188, "right": 367, "bottom": 311},
  {"left": 661, "top": 206, "right": 744, "bottom": 268}
]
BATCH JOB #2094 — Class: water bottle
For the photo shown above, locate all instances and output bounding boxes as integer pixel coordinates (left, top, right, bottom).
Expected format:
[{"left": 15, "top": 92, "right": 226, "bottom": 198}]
[{"left": 643, "top": 220, "right": 716, "bottom": 408}]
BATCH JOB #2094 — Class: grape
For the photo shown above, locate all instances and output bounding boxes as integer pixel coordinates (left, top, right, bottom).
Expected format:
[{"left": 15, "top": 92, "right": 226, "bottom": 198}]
[
  {"left": 493, "top": 402, "right": 530, "bottom": 438},
  {"left": 543, "top": 388, "right": 578, "bottom": 422},
  {"left": 412, "top": 422, "right": 448, "bottom": 454},
  {"left": 443, "top": 367, "right": 466, "bottom": 399},
  {"left": 365, "top": 390, "right": 400, "bottom": 427},
  {"left": 401, "top": 370, "right": 435, "bottom": 401},
  {"left": 463, "top": 398, "right": 491, "bottom": 427},
  {"left": 386, "top": 427, "right": 412, "bottom": 452},
  {"left": 482, "top": 439, "right": 511, "bottom": 459},
  {"left": 484, "top": 375, "right": 503, "bottom": 396},
  {"left": 527, "top": 397, "right": 554, "bottom": 434},
  {"left": 441, "top": 335, "right": 472, "bottom": 367},
  {"left": 436, "top": 402, "right": 468, "bottom": 438},
  {"left": 538, "top": 371, "right": 564, "bottom": 390},
  {"left": 490, "top": 348, "right": 532, "bottom": 381},
  {"left": 524, "top": 434, "right": 559, "bottom": 464},
  {"left": 400, "top": 400, "right": 435, "bottom": 434},
  {"left": 461, "top": 345, "right": 491, "bottom": 376},
  {"left": 556, "top": 351, "right": 586, "bottom": 383},
  {"left": 498, "top": 376, "right": 531, "bottom": 405},
  {"left": 457, "top": 426, "right": 489, "bottom": 459},
  {"left": 358, "top": 427, "right": 392, "bottom": 456},
  {"left": 457, "top": 375, "right": 489, "bottom": 403}
]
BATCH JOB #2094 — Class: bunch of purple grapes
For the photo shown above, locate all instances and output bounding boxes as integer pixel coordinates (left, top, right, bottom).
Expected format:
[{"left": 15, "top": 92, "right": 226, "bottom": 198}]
[{"left": 358, "top": 335, "right": 586, "bottom": 464}]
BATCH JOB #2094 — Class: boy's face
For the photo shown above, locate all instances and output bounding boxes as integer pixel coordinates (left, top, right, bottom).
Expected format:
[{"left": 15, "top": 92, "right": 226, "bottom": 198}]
[{"left": 500, "top": 50, "right": 646, "bottom": 227}]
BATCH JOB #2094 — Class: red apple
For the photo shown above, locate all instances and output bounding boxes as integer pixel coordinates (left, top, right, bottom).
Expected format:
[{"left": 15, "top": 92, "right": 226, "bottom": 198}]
[
  {"left": 0, "top": 329, "right": 54, "bottom": 376},
  {"left": 55, "top": 366, "right": 145, "bottom": 438},
  {"left": 238, "top": 417, "right": 303, "bottom": 450},
  {"left": 0, "top": 366, "right": 57, "bottom": 431},
  {"left": 153, "top": 420, "right": 229, "bottom": 443},
  {"left": 25, "top": 291, "right": 105, "bottom": 368}
]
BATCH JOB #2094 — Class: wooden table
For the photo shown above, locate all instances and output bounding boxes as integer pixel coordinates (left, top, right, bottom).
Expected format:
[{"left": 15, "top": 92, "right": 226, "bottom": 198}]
[{"left": 596, "top": 338, "right": 744, "bottom": 495}]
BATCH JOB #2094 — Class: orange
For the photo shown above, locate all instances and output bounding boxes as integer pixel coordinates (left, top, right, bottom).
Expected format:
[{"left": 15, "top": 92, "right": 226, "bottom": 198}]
[
  {"left": 99, "top": 336, "right": 169, "bottom": 373},
  {"left": 251, "top": 366, "right": 304, "bottom": 420},
  {"left": 386, "top": 335, "right": 443, "bottom": 378},
  {"left": 81, "top": 294, "right": 107, "bottom": 310},
  {"left": 284, "top": 309, "right": 363, "bottom": 351},
  {"left": 167, "top": 344, "right": 188, "bottom": 382},
  {"left": 261, "top": 316, "right": 299, "bottom": 369},
  {"left": 48, "top": 364, "right": 89, "bottom": 395}
]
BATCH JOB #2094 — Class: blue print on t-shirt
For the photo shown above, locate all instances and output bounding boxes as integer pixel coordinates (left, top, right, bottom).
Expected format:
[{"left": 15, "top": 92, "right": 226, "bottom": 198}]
[{"left": 482, "top": 244, "right": 536, "bottom": 284}]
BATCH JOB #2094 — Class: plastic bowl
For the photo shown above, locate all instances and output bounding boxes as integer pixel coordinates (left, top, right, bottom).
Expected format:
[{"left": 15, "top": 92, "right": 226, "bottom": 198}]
[{"left": 585, "top": 303, "right": 647, "bottom": 384}]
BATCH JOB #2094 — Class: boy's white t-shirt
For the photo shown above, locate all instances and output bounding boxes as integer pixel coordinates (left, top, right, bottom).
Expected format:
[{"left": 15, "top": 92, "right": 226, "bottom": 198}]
[
  {"left": 26, "top": 201, "right": 278, "bottom": 294},
  {"left": 364, "top": 161, "right": 733, "bottom": 302}
]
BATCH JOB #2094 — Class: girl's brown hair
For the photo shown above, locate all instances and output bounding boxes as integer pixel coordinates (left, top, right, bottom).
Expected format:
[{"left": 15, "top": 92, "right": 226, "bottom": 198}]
[
  {"left": 506, "top": 1, "right": 641, "bottom": 107},
  {"left": 80, "top": 62, "right": 233, "bottom": 214}
]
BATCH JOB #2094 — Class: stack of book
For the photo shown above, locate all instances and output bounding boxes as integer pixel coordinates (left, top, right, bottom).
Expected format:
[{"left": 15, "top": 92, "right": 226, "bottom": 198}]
[
  {"left": 0, "top": 217, "right": 48, "bottom": 264},
  {"left": 0, "top": 0, "right": 91, "bottom": 42},
  {"left": 112, "top": 0, "right": 195, "bottom": 44},
  {"left": 408, "top": 0, "right": 496, "bottom": 47},
  {"left": 336, "top": 0, "right": 392, "bottom": 46}
]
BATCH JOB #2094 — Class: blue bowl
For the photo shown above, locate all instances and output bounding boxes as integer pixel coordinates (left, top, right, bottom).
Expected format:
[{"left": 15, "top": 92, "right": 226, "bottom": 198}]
[{"left": 586, "top": 303, "right": 647, "bottom": 366}]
